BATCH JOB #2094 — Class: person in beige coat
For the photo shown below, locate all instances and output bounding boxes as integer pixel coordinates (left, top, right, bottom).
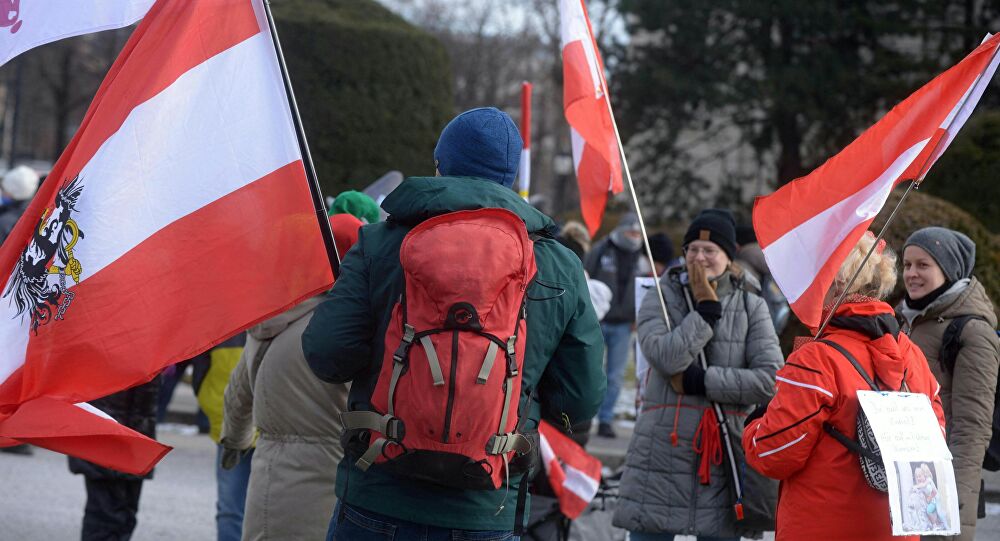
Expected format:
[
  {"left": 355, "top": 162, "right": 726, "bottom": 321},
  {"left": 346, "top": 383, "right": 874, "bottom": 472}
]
[
  {"left": 897, "top": 227, "right": 1000, "bottom": 541},
  {"left": 221, "top": 214, "right": 360, "bottom": 541}
]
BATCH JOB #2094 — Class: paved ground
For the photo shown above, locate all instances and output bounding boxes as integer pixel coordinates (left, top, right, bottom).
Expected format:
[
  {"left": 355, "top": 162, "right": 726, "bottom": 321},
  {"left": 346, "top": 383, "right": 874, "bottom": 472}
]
[
  {"left": 0, "top": 427, "right": 216, "bottom": 540},
  {"left": 2, "top": 381, "right": 999, "bottom": 540}
]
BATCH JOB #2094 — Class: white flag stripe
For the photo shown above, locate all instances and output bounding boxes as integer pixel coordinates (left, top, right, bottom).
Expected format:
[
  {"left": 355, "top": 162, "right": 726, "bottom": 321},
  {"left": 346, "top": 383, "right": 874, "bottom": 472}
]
[
  {"left": 1, "top": 0, "right": 155, "bottom": 66},
  {"left": 558, "top": 0, "right": 602, "bottom": 97},
  {"left": 67, "top": 33, "right": 300, "bottom": 283},
  {"left": 937, "top": 34, "right": 1000, "bottom": 154},
  {"left": 74, "top": 402, "right": 117, "bottom": 422},
  {"left": 570, "top": 128, "right": 584, "bottom": 171},
  {"left": 763, "top": 138, "right": 929, "bottom": 303},
  {"left": 562, "top": 462, "right": 600, "bottom": 502},
  {"left": 540, "top": 431, "right": 555, "bottom": 470}
]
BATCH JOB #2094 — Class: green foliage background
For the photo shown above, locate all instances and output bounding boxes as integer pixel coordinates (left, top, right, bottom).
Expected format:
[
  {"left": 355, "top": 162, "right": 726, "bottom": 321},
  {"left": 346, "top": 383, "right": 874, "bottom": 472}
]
[
  {"left": 921, "top": 111, "right": 1000, "bottom": 233},
  {"left": 272, "top": 0, "right": 453, "bottom": 197}
]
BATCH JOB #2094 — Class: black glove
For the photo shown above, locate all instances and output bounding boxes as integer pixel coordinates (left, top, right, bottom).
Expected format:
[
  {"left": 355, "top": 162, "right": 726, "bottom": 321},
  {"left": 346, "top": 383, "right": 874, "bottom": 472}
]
[
  {"left": 744, "top": 400, "right": 771, "bottom": 428},
  {"left": 695, "top": 300, "right": 722, "bottom": 326},
  {"left": 681, "top": 363, "right": 707, "bottom": 396}
]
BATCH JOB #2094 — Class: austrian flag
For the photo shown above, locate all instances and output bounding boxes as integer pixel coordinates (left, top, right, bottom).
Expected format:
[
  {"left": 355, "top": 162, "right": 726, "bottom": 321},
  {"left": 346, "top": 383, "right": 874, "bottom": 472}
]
[
  {"left": 0, "top": 0, "right": 333, "bottom": 474},
  {"left": 539, "top": 420, "right": 602, "bottom": 519},
  {"left": 559, "top": 0, "right": 623, "bottom": 236},
  {"left": 754, "top": 33, "right": 1000, "bottom": 328}
]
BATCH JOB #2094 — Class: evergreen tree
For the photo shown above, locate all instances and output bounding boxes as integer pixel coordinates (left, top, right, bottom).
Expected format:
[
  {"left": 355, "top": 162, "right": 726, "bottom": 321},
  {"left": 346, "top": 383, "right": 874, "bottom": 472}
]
[{"left": 612, "top": 0, "right": 999, "bottom": 220}]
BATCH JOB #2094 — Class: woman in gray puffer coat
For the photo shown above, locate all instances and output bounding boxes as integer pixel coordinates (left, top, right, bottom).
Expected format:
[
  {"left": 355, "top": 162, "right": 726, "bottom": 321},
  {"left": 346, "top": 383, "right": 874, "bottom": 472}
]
[{"left": 613, "top": 209, "right": 783, "bottom": 541}]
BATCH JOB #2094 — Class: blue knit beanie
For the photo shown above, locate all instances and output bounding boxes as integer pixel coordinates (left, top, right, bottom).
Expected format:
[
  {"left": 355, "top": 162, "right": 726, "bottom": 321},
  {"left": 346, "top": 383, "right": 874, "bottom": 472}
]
[{"left": 434, "top": 107, "right": 522, "bottom": 188}]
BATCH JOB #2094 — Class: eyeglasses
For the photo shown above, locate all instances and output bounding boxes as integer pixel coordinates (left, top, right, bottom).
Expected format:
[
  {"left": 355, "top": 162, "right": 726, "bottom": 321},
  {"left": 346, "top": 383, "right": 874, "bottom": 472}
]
[{"left": 685, "top": 246, "right": 720, "bottom": 258}]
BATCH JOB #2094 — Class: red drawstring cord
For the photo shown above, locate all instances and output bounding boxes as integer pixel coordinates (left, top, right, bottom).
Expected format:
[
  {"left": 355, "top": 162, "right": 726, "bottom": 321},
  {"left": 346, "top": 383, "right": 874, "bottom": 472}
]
[
  {"left": 692, "top": 407, "right": 722, "bottom": 485},
  {"left": 669, "top": 394, "right": 682, "bottom": 446}
]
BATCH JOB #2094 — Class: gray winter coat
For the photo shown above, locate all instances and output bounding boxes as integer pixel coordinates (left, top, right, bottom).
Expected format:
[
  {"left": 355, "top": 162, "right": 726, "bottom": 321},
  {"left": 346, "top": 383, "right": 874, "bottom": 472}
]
[
  {"left": 613, "top": 267, "right": 783, "bottom": 538},
  {"left": 222, "top": 296, "right": 350, "bottom": 541}
]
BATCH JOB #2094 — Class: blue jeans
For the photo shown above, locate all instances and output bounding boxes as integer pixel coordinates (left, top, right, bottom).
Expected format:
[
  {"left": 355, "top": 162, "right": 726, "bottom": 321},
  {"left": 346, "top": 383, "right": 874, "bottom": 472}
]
[
  {"left": 216, "top": 445, "right": 253, "bottom": 541},
  {"left": 327, "top": 502, "right": 519, "bottom": 541},
  {"left": 628, "top": 532, "right": 739, "bottom": 541},
  {"left": 598, "top": 321, "right": 633, "bottom": 423}
]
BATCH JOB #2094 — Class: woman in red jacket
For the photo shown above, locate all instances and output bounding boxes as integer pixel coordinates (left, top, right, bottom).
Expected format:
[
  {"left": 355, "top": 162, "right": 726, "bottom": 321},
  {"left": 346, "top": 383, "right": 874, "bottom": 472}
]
[{"left": 742, "top": 233, "right": 946, "bottom": 541}]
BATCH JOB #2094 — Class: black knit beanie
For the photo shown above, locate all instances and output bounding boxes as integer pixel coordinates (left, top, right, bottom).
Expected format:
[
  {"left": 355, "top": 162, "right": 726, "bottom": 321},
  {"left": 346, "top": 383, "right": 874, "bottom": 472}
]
[
  {"left": 648, "top": 233, "right": 675, "bottom": 265},
  {"left": 683, "top": 209, "right": 737, "bottom": 260}
]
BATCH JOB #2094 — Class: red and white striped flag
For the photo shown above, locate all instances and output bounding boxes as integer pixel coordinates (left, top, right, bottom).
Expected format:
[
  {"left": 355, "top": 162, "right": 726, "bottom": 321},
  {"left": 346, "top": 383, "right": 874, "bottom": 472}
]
[
  {"left": 0, "top": 0, "right": 333, "bottom": 474},
  {"left": 539, "top": 420, "right": 602, "bottom": 519},
  {"left": 754, "top": 33, "right": 1000, "bottom": 328},
  {"left": 0, "top": 0, "right": 156, "bottom": 66},
  {"left": 559, "top": 0, "right": 623, "bottom": 236}
]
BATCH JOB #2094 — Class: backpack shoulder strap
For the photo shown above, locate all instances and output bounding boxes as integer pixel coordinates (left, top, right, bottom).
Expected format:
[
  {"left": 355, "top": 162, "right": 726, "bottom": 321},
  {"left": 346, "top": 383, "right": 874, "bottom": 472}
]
[
  {"left": 817, "top": 339, "right": 880, "bottom": 391},
  {"left": 939, "top": 315, "right": 989, "bottom": 374}
]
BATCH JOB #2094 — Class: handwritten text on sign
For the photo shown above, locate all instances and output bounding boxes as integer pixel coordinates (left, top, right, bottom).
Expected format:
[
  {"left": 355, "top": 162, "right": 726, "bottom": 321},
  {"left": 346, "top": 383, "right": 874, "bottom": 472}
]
[{"left": 856, "top": 391, "right": 951, "bottom": 461}]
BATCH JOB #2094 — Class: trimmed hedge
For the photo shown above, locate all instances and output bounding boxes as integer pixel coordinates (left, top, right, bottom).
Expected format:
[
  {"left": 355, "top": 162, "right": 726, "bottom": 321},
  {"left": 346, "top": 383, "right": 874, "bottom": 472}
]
[{"left": 272, "top": 0, "right": 453, "bottom": 196}]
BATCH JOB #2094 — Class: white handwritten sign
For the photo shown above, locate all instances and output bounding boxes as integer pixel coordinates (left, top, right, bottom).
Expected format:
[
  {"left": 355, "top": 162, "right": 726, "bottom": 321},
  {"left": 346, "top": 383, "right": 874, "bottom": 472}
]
[
  {"left": 856, "top": 391, "right": 951, "bottom": 460},
  {"left": 857, "top": 391, "right": 960, "bottom": 536}
]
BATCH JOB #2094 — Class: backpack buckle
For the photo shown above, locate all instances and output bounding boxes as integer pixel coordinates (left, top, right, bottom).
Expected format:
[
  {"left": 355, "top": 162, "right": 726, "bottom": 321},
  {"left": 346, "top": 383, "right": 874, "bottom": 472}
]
[
  {"left": 486, "top": 432, "right": 531, "bottom": 455},
  {"left": 384, "top": 417, "right": 405, "bottom": 441},
  {"left": 505, "top": 336, "right": 518, "bottom": 377},
  {"left": 393, "top": 324, "right": 416, "bottom": 363}
]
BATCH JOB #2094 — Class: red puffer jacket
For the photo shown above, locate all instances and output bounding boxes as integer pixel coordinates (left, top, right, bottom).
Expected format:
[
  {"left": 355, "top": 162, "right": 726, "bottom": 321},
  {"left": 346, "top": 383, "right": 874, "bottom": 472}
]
[{"left": 743, "top": 300, "right": 945, "bottom": 541}]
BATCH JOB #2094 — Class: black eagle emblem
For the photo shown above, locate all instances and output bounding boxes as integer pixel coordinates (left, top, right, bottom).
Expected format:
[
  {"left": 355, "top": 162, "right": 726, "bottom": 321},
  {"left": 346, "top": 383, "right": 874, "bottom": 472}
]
[{"left": 3, "top": 175, "right": 85, "bottom": 333}]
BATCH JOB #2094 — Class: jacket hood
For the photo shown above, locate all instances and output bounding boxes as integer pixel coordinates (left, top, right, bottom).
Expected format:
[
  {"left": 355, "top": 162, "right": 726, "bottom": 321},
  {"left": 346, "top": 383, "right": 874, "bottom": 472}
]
[
  {"left": 827, "top": 300, "right": 910, "bottom": 390},
  {"left": 381, "top": 176, "right": 556, "bottom": 234},
  {"left": 249, "top": 295, "right": 323, "bottom": 340}
]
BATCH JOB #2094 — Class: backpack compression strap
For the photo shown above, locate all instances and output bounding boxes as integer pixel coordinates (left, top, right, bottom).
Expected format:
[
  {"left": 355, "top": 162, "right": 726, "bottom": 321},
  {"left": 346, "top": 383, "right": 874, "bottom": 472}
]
[
  {"left": 340, "top": 323, "right": 419, "bottom": 471},
  {"left": 486, "top": 333, "right": 530, "bottom": 456}
]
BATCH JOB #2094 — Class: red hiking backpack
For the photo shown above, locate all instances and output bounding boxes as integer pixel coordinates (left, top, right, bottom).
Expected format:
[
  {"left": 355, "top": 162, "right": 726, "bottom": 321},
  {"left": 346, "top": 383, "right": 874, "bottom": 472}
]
[{"left": 341, "top": 208, "right": 537, "bottom": 491}]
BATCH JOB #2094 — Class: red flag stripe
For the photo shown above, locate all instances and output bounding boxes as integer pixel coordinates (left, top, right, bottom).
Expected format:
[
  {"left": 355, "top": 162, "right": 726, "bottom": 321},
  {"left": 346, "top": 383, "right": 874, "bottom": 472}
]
[
  {"left": 0, "top": 161, "right": 330, "bottom": 407},
  {"left": 0, "top": 396, "right": 169, "bottom": 475}
]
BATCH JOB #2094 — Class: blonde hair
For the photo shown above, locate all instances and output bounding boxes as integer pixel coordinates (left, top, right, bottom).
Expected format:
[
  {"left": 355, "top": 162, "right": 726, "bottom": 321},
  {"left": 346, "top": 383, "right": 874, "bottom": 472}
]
[
  {"left": 559, "top": 221, "right": 592, "bottom": 253},
  {"left": 834, "top": 233, "right": 898, "bottom": 300}
]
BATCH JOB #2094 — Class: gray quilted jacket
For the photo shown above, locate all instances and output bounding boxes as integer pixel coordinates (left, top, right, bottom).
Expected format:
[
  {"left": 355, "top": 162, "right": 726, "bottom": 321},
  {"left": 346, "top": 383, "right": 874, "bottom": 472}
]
[{"left": 613, "top": 267, "right": 783, "bottom": 538}]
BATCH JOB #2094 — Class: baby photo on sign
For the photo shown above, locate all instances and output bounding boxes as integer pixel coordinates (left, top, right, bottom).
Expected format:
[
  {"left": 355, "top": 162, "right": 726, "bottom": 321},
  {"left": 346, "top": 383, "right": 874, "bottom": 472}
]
[{"left": 895, "top": 461, "right": 958, "bottom": 534}]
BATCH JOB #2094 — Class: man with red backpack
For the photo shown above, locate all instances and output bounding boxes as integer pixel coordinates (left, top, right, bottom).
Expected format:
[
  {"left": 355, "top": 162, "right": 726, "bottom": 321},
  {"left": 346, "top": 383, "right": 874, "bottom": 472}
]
[{"left": 303, "top": 107, "right": 606, "bottom": 540}]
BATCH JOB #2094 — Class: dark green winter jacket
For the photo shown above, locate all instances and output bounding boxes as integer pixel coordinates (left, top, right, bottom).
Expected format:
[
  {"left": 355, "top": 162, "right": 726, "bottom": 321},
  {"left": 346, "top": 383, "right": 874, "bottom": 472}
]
[{"left": 302, "top": 176, "right": 606, "bottom": 531}]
